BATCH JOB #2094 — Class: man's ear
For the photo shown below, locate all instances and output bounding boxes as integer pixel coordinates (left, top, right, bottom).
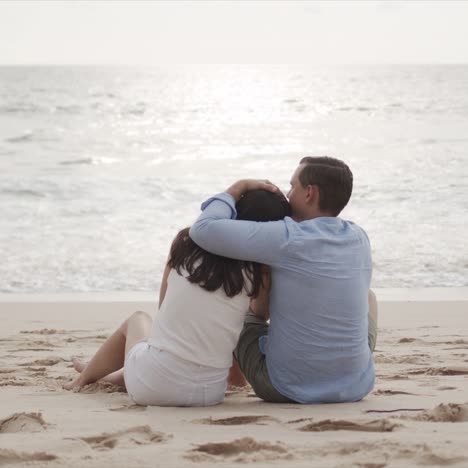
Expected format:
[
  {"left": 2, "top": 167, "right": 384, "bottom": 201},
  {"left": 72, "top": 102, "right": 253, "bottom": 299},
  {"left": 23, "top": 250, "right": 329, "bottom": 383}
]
[{"left": 305, "top": 184, "right": 317, "bottom": 203}]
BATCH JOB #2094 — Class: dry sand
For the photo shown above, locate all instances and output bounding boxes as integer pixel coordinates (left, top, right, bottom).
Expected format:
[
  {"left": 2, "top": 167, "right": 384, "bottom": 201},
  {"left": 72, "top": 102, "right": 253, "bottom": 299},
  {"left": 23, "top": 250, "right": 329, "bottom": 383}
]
[{"left": 1, "top": 289, "right": 467, "bottom": 468}]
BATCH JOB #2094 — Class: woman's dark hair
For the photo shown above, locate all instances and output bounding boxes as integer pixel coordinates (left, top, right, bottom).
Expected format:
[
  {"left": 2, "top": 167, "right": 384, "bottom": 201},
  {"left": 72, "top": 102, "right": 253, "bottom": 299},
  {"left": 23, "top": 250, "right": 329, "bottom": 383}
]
[{"left": 168, "top": 190, "right": 291, "bottom": 298}]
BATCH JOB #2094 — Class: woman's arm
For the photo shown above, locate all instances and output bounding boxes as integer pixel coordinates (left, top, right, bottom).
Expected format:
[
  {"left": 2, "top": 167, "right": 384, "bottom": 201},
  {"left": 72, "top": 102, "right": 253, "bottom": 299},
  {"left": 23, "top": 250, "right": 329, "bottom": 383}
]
[
  {"left": 249, "top": 266, "right": 271, "bottom": 321},
  {"left": 158, "top": 263, "right": 171, "bottom": 309}
]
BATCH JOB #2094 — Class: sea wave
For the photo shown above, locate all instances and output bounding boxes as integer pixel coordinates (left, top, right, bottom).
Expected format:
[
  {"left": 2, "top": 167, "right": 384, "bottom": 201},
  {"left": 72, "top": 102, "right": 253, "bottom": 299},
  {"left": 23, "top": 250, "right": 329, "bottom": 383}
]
[
  {"left": 122, "top": 104, "right": 147, "bottom": 116},
  {"left": 88, "top": 91, "right": 117, "bottom": 99},
  {"left": 5, "top": 132, "right": 35, "bottom": 143},
  {"left": 59, "top": 157, "right": 119, "bottom": 166},
  {"left": 52, "top": 104, "right": 82, "bottom": 114},
  {"left": 337, "top": 106, "right": 377, "bottom": 112},
  {"left": 0, "top": 188, "right": 46, "bottom": 198},
  {"left": 0, "top": 104, "right": 44, "bottom": 114},
  {"left": 0, "top": 103, "right": 83, "bottom": 116},
  {"left": 5, "top": 131, "right": 59, "bottom": 144}
]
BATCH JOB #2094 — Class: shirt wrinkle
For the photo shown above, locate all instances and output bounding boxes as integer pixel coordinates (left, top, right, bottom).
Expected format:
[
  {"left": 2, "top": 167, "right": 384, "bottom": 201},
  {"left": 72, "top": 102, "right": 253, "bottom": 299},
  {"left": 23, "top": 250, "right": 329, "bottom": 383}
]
[{"left": 190, "top": 192, "right": 375, "bottom": 403}]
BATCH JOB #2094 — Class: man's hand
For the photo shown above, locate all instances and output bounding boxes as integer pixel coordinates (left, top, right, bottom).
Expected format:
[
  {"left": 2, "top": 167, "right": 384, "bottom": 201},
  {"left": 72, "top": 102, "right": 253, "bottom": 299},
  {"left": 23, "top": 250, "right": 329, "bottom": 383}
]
[{"left": 227, "top": 179, "right": 278, "bottom": 201}]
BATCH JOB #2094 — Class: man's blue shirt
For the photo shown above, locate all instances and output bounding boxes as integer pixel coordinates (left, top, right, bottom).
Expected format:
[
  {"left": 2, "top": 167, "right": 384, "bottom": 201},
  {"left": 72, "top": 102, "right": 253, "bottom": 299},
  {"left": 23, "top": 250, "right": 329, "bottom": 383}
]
[{"left": 189, "top": 192, "right": 374, "bottom": 403}]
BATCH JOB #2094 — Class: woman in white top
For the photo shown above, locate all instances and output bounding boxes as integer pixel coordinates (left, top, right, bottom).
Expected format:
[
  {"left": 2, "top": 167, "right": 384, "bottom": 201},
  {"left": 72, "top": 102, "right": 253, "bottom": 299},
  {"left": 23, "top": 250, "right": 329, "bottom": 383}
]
[{"left": 64, "top": 188, "right": 291, "bottom": 406}]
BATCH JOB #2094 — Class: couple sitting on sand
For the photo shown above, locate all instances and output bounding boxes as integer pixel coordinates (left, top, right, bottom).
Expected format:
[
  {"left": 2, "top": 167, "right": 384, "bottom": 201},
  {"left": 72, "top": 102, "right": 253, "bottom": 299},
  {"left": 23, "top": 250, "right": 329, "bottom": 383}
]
[{"left": 65, "top": 156, "right": 378, "bottom": 406}]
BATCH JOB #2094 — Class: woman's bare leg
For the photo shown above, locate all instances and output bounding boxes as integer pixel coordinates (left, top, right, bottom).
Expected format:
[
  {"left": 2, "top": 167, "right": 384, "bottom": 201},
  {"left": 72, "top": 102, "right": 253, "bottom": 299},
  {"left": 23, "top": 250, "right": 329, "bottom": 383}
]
[
  {"left": 64, "top": 311, "right": 152, "bottom": 392},
  {"left": 71, "top": 358, "right": 125, "bottom": 387},
  {"left": 101, "top": 369, "right": 125, "bottom": 386}
]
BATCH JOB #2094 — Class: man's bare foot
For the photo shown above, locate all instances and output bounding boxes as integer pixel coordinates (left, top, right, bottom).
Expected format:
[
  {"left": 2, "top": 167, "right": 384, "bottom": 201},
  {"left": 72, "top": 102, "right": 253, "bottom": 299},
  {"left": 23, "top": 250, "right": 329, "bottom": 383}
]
[
  {"left": 71, "top": 357, "right": 87, "bottom": 373},
  {"left": 63, "top": 376, "right": 84, "bottom": 392}
]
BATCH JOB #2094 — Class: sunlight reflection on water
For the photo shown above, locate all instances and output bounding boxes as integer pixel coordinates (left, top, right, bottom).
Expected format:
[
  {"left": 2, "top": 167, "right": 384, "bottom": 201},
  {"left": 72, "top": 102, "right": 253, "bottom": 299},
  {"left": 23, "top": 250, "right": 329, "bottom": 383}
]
[{"left": 0, "top": 65, "right": 467, "bottom": 292}]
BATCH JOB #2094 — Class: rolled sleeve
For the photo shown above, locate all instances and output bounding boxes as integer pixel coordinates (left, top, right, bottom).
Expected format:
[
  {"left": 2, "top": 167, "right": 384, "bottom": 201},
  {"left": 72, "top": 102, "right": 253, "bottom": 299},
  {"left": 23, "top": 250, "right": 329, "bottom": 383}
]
[{"left": 200, "top": 192, "right": 238, "bottom": 219}]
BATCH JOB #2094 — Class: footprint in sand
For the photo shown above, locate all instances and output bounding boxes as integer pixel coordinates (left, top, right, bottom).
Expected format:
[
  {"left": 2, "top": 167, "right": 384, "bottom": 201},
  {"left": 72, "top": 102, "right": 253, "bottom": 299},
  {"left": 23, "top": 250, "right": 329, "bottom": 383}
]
[
  {"left": 287, "top": 418, "right": 313, "bottom": 424},
  {"left": 407, "top": 403, "right": 468, "bottom": 422},
  {"left": 0, "top": 449, "right": 56, "bottom": 465},
  {"left": 20, "top": 328, "right": 66, "bottom": 335},
  {"left": 375, "top": 355, "right": 429, "bottom": 365},
  {"left": 32, "top": 340, "right": 57, "bottom": 346},
  {"left": 408, "top": 366, "right": 468, "bottom": 376},
  {"left": 78, "top": 381, "right": 126, "bottom": 394},
  {"left": 78, "top": 425, "right": 169, "bottom": 450},
  {"left": 0, "top": 412, "right": 47, "bottom": 433},
  {"left": 14, "top": 339, "right": 57, "bottom": 349},
  {"left": 373, "top": 389, "right": 417, "bottom": 396},
  {"left": 23, "top": 366, "right": 47, "bottom": 372},
  {"left": 353, "top": 463, "right": 386, "bottom": 468},
  {"left": 313, "top": 440, "right": 465, "bottom": 467},
  {"left": 8, "top": 339, "right": 57, "bottom": 352},
  {"left": 10, "top": 348, "right": 55, "bottom": 352},
  {"left": 398, "top": 337, "right": 418, "bottom": 343},
  {"left": 64, "top": 334, "right": 108, "bottom": 343},
  {"left": 81, "top": 334, "right": 108, "bottom": 340},
  {"left": 19, "top": 358, "right": 63, "bottom": 367},
  {"left": 109, "top": 404, "right": 147, "bottom": 412},
  {"left": 444, "top": 339, "right": 468, "bottom": 345},
  {"left": 424, "top": 339, "right": 468, "bottom": 350},
  {"left": 377, "top": 374, "right": 409, "bottom": 381},
  {"left": 194, "top": 415, "right": 276, "bottom": 426},
  {"left": 374, "top": 356, "right": 396, "bottom": 364},
  {"left": 418, "top": 452, "right": 467, "bottom": 466},
  {"left": 398, "top": 355, "right": 430, "bottom": 365},
  {"left": 186, "top": 437, "right": 292, "bottom": 463},
  {"left": 0, "top": 377, "right": 31, "bottom": 387},
  {"left": 297, "top": 419, "right": 399, "bottom": 432}
]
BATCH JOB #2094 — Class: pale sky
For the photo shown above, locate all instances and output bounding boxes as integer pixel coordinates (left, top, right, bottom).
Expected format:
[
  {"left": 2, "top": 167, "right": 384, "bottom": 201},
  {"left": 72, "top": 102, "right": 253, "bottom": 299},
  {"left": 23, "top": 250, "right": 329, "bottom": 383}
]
[{"left": 0, "top": 0, "right": 467, "bottom": 65}]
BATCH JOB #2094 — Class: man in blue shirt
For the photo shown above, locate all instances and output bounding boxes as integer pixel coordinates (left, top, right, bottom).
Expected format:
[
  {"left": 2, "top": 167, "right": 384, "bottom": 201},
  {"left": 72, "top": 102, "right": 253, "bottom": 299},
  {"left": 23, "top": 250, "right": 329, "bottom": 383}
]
[{"left": 189, "top": 156, "right": 378, "bottom": 404}]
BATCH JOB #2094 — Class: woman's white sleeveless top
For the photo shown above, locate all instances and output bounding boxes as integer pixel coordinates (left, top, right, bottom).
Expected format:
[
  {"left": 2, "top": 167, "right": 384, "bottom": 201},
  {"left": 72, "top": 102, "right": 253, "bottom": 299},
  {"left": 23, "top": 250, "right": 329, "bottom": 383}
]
[{"left": 148, "top": 268, "right": 250, "bottom": 369}]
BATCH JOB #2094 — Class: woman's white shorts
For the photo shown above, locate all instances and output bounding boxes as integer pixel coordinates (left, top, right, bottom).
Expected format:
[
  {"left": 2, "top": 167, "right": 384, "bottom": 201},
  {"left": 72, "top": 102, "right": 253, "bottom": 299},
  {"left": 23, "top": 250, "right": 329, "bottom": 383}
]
[{"left": 123, "top": 342, "right": 228, "bottom": 407}]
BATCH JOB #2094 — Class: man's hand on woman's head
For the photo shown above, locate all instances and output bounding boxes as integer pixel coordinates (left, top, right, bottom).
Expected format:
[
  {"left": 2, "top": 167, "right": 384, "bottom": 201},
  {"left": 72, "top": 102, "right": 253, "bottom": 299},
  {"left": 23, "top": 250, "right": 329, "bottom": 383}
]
[{"left": 227, "top": 179, "right": 279, "bottom": 201}]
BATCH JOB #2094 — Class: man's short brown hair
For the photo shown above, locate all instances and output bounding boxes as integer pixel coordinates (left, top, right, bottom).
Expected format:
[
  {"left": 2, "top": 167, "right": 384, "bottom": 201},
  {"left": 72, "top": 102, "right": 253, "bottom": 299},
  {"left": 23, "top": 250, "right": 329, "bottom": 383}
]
[{"left": 299, "top": 156, "right": 353, "bottom": 216}]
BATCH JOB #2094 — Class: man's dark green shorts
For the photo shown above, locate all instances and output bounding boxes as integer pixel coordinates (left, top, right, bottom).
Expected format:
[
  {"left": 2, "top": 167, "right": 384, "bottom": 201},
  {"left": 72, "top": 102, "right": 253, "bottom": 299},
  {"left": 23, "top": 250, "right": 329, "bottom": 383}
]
[{"left": 233, "top": 310, "right": 378, "bottom": 403}]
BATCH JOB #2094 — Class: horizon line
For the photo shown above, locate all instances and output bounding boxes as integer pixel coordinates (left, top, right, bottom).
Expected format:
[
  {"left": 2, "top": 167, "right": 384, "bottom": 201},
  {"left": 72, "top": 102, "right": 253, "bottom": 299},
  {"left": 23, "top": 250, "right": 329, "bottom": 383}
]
[{"left": 0, "top": 62, "right": 467, "bottom": 67}]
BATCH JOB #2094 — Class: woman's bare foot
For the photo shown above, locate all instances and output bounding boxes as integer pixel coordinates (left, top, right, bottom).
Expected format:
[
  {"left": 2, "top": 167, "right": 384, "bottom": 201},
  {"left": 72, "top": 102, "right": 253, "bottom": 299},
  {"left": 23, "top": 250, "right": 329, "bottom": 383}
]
[
  {"left": 227, "top": 361, "right": 248, "bottom": 388},
  {"left": 71, "top": 357, "right": 87, "bottom": 373},
  {"left": 63, "top": 357, "right": 88, "bottom": 391},
  {"left": 63, "top": 376, "right": 84, "bottom": 392}
]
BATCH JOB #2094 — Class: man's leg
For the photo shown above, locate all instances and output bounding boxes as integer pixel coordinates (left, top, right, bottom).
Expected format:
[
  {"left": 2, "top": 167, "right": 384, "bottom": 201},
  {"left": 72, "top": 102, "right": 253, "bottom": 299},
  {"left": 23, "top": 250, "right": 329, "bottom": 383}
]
[
  {"left": 233, "top": 310, "right": 295, "bottom": 403},
  {"left": 368, "top": 289, "right": 378, "bottom": 352}
]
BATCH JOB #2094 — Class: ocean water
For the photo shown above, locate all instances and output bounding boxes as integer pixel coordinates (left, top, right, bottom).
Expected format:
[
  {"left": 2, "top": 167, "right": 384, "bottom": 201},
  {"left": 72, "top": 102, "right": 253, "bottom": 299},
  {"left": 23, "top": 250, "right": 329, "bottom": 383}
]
[{"left": 0, "top": 65, "right": 467, "bottom": 293}]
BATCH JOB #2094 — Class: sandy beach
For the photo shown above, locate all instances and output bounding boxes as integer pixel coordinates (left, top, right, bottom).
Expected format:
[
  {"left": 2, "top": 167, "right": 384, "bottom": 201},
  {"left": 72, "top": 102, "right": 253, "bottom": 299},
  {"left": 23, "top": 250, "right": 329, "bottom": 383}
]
[{"left": 1, "top": 289, "right": 467, "bottom": 467}]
